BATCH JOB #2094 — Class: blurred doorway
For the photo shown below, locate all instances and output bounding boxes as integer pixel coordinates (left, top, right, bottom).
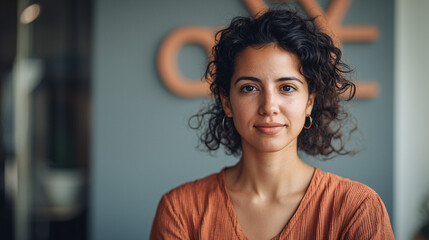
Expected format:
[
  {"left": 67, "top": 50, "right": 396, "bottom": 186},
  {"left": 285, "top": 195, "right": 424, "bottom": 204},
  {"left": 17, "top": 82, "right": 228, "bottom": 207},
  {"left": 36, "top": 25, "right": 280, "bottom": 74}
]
[{"left": 1, "top": 0, "right": 92, "bottom": 239}]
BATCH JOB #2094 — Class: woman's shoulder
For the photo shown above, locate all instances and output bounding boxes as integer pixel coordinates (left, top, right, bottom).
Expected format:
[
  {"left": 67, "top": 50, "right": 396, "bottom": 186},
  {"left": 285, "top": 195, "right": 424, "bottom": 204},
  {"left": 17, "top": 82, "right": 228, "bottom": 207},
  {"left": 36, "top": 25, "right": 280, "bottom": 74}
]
[
  {"left": 315, "top": 168, "right": 381, "bottom": 204},
  {"left": 313, "top": 169, "right": 392, "bottom": 226},
  {"left": 162, "top": 169, "right": 224, "bottom": 205},
  {"left": 312, "top": 169, "right": 394, "bottom": 239},
  {"left": 151, "top": 170, "right": 228, "bottom": 239}
]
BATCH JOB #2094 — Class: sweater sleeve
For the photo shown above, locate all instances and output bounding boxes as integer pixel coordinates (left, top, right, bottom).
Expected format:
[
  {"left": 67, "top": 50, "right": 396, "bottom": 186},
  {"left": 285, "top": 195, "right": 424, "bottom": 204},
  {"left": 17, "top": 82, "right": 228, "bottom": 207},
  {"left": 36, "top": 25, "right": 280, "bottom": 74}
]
[
  {"left": 150, "top": 194, "right": 189, "bottom": 240},
  {"left": 343, "top": 193, "right": 394, "bottom": 240}
]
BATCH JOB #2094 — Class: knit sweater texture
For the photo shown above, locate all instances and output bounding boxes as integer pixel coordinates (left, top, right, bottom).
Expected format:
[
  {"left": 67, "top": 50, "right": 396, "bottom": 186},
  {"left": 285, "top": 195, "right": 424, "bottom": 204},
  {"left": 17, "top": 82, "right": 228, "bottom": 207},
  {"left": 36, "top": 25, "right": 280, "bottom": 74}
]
[{"left": 150, "top": 168, "right": 394, "bottom": 239}]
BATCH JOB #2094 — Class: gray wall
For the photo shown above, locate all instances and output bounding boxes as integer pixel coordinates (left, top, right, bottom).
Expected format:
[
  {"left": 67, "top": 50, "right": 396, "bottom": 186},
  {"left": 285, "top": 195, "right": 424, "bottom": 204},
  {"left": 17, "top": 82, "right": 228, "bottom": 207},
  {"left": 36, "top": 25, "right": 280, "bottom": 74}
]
[
  {"left": 90, "top": 0, "right": 394, "bottom": 239},
  {"left": 394, "top": 0, "right": 429, "bottom": 239}
]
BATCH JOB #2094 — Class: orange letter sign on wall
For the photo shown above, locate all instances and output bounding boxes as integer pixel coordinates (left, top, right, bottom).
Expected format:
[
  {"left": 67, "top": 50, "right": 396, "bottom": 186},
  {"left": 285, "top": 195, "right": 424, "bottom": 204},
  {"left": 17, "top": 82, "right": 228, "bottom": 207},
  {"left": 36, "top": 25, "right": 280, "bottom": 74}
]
[
  {"left": 157, "top": 0, "right": 380, "bottom": 99},
  {"left": 157, "top": 26, "right": 214, "bottom": 98}
]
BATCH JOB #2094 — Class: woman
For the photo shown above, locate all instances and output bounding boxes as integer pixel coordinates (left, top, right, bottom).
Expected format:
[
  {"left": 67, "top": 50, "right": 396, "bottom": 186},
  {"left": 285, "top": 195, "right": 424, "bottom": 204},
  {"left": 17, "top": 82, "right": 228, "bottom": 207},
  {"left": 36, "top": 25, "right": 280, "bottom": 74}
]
[{"left": 151, "top": 9, "right": 394, "bottom": 240}]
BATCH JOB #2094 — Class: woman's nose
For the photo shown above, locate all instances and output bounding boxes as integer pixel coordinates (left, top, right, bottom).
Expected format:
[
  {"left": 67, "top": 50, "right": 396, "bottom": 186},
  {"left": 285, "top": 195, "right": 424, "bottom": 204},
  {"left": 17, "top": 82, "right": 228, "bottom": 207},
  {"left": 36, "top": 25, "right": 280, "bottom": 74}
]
[{"left": 258, "top": 90, "right": 279, "bottom": 116}]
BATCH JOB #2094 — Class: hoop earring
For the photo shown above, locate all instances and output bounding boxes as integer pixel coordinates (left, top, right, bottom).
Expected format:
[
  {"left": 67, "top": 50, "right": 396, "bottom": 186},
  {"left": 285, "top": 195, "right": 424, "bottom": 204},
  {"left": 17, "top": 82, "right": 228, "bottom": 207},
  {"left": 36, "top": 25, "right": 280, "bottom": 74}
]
[
  {"left": 222, "top": 115, "right": 227, "bottom": 131},
  {"left": 303, "top": 115, "right": 312, "bottom": 129}
]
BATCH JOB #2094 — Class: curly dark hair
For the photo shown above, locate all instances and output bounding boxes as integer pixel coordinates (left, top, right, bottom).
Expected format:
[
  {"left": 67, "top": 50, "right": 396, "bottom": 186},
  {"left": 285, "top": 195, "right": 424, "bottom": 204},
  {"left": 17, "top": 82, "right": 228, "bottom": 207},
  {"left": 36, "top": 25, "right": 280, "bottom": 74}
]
[{"left": 190, "top": 8, "right": 356, "bottom": 158}]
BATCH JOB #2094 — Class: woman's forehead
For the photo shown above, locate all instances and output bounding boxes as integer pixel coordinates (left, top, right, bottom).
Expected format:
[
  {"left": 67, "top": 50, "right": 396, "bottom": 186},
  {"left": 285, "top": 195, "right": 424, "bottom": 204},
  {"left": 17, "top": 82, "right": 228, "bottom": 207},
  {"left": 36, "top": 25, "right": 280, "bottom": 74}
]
[{"left": 232, "top": 44, "right": 304, "bottom": 80}]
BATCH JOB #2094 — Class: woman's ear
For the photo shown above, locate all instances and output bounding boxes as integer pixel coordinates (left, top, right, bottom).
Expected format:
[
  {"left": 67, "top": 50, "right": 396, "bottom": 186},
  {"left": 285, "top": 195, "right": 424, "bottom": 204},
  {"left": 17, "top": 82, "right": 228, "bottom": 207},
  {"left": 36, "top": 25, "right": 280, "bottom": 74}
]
[
  {"left": 306, "top": 93, "right": 316, "bottom": 116},
  {"left": 220, "top": 94, "right": 233, "bottom": 117}
]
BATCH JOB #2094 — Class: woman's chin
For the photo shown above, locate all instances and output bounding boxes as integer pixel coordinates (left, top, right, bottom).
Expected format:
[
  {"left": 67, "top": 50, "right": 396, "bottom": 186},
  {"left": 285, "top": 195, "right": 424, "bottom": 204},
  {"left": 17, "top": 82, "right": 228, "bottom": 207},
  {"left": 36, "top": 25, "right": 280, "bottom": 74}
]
[{"left": 245, "top": 141, "right": 296, "bottom": 154}]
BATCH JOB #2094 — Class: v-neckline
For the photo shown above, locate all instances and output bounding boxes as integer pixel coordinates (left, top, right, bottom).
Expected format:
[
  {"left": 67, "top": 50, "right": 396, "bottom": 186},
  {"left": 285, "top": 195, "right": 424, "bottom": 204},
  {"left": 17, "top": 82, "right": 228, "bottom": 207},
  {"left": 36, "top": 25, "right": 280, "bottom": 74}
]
[{"left": 218, "top": 167, "right": 319, "bottom": 240}]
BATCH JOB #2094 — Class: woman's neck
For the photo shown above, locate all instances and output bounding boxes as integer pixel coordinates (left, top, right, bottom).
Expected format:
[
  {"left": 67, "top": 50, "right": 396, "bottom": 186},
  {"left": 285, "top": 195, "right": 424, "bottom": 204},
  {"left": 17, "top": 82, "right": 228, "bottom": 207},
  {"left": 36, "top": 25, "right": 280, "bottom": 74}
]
[{"left": 226, "top": 144, "right": 313, "bottom": 200}]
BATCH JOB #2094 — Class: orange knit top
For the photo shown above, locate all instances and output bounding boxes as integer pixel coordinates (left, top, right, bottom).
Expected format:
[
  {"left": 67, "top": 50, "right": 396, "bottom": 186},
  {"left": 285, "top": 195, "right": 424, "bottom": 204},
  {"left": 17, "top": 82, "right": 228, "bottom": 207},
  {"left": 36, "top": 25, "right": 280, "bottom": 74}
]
[{"left": 150, "top": 168, "right": 394, "bottom": 239}]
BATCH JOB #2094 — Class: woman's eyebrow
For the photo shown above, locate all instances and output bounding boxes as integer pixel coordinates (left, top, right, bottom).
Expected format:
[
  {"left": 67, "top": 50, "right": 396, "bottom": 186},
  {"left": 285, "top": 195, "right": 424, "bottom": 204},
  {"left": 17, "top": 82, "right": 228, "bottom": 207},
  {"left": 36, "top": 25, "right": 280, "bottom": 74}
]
[
  {"left": 277, "top": 77, "right": 303, "bottom": 84},
  {"left": 234, "top": 76, "right": 261, "bottom": 84},
  {"left": 234, "top": 76, "right": 303, "bottom": 84}
]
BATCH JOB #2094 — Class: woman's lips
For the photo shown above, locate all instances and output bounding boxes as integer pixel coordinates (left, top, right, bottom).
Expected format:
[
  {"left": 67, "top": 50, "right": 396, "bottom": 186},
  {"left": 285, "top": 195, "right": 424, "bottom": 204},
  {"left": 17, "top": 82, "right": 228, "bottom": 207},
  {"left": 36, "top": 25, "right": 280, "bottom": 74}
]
[{"left": 254, "top": 123, "right": 285, "bottom": 135}]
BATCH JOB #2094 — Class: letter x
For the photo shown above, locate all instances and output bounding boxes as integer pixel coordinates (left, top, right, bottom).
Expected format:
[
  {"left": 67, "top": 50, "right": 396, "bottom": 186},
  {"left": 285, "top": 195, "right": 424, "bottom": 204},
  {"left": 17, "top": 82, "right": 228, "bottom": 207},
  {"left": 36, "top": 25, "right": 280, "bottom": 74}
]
[{"left": 243, "top": 0, "right": 379, "bottom": 45}]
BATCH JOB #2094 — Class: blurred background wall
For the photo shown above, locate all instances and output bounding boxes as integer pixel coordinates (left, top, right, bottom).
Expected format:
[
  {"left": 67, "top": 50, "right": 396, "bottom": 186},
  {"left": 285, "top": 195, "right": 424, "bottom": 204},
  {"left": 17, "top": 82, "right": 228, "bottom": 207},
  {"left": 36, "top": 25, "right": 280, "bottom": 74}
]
[
  {"left": 91, "top": 0, "right": 394, "bottom": 239},
  {"left": 394, "top": 0, "right": 429, "bottom": 239}
]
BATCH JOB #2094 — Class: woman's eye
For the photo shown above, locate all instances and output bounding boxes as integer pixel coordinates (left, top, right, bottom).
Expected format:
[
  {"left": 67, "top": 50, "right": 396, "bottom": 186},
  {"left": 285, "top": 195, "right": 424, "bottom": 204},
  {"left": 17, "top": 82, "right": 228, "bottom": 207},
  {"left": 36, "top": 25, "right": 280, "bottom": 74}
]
[
  {"left": 281, "top": 85, "right": 295, "bottom": 93},
  {"left": 241, "top": 85, "right": 257, "bottom": 93}
]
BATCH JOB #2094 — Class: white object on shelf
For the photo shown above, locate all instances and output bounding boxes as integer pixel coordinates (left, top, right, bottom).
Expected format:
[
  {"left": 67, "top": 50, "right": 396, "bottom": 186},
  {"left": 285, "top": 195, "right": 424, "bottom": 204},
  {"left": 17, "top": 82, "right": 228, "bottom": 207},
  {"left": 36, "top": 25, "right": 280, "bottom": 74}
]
[{"left": 43, "top": 169, "right": 82, "bottom": 208}]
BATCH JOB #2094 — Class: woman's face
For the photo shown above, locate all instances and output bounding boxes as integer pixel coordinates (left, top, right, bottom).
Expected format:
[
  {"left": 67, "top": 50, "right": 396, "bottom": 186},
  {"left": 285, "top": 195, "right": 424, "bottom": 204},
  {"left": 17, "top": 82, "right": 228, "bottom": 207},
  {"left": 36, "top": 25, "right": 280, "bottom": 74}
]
[{"left": 221, "top": 44, "right": 315, "bottom": 154}]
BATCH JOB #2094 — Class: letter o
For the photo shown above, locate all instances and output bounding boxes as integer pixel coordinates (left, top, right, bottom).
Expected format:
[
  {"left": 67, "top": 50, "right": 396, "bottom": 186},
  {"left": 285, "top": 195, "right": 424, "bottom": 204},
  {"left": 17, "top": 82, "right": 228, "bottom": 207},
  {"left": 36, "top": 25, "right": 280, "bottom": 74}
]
[{"left": 157, "top": 26, "right": 215, "bottom": 98}]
